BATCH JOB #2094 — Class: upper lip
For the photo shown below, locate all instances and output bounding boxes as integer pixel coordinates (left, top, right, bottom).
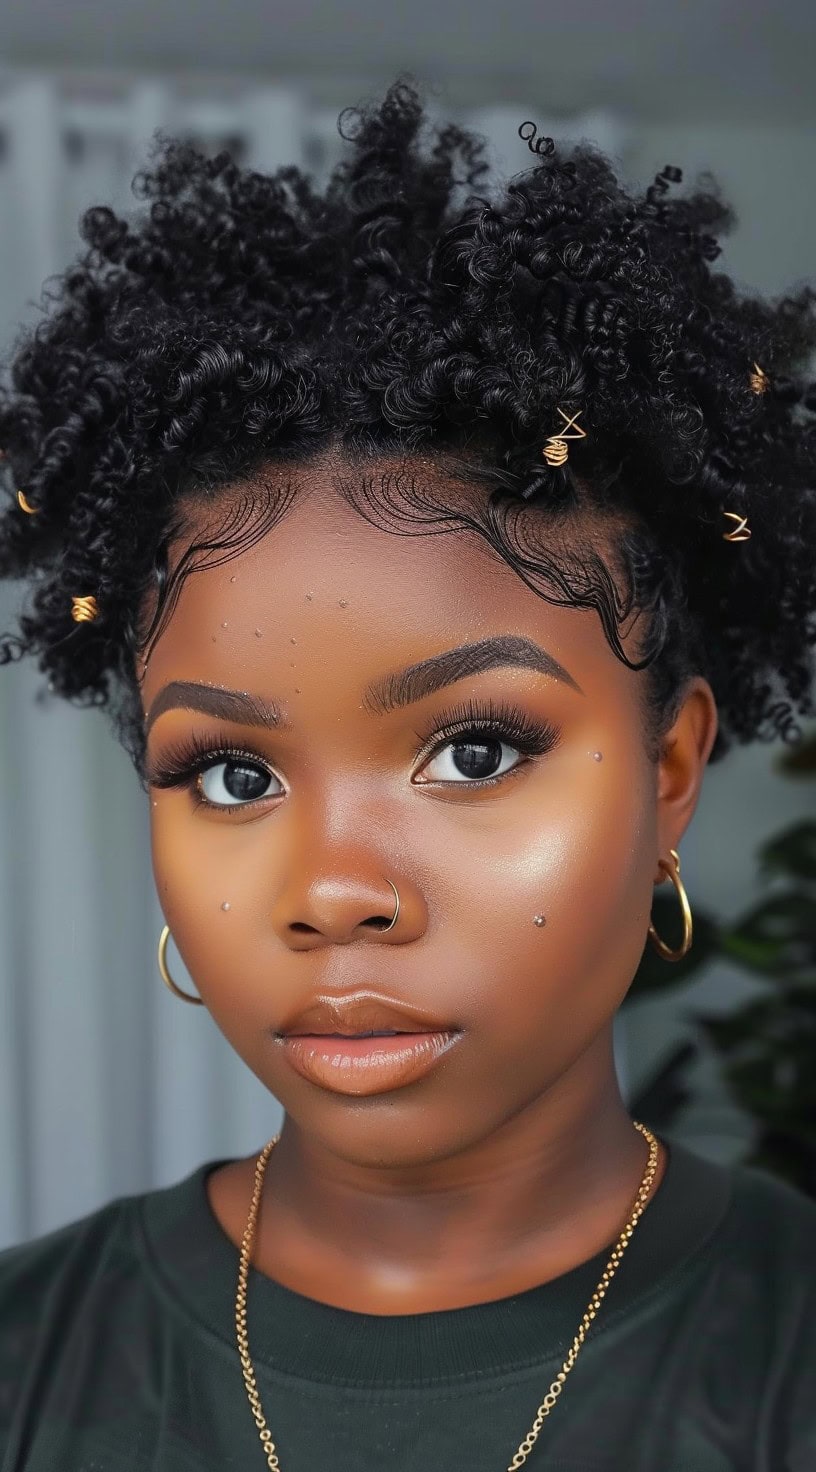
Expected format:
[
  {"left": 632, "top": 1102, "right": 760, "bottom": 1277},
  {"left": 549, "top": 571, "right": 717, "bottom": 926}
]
[{"left": 276, "top": 993, "right": 459, "bottom": 1037}]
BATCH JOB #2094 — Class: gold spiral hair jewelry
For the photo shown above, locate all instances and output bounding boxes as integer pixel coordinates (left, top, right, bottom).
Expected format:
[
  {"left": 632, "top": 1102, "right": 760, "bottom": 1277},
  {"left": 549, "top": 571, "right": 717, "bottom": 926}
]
[
  {"left": 749, "top": 361, "right": 769, "bottom": 394},
  {"left": 542, "top": 408, "right": 586, "bottom": 467},
  {"left": 70, "top": 595, "right": 99, "bottom": 622},
  {"left": 722, "top": 511, "right": 751, "bottom": 543},
  {"left": 237, "top": 1120, "right": 662, "bottom": 1470},
  {"left": 19, "top": 487, "right": 101, "bottom": 613},
  {"left": 647, "top": 848, "right": 693, "bottom": 961}
]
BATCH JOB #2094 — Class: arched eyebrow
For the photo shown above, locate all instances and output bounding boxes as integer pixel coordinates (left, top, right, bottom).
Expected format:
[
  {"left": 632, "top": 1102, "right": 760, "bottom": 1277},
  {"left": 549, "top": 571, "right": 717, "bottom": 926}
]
[
  {"left": 145, "top": 634, "right": 582, "bottom": 738},
  {"left": 361, "top": 635, "right": 582, "bottom": 714}
]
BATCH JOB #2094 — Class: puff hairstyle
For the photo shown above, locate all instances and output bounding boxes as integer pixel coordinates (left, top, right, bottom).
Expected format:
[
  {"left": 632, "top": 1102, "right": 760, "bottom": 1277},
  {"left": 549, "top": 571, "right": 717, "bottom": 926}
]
[{"left": 1, "top": 76, "right": 815, "bottom": 787}]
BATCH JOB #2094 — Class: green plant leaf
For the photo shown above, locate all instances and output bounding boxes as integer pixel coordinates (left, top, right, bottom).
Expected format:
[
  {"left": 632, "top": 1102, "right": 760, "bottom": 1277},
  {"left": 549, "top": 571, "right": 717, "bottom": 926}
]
[
  {"left": 721, "top": 892, "right": 816, "bottom": 975},
  {"left": 758, "top": 821, "right": 816, "bottom": 881}
]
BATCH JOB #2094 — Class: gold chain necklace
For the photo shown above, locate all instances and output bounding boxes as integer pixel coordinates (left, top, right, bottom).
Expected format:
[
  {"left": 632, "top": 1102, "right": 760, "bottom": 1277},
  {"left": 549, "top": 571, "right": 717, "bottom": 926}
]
[{"left": 236, "top": 1120, "right": 660, "bottom": 1470}]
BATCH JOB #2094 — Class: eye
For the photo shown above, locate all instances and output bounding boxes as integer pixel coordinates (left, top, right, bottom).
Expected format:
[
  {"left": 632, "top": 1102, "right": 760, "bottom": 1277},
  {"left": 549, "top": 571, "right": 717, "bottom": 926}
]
[
  {"left": 419, "top": 735, "right": 525, "bottom": 783},
  {"left": 197, "top": 755, "right": 283, "bottom": 809},
  {"left": 147, "top": 734, "right": 283, "bottom": 812},
  {"left": 413, "top": 698, "right": 560, "bottom": 787}
]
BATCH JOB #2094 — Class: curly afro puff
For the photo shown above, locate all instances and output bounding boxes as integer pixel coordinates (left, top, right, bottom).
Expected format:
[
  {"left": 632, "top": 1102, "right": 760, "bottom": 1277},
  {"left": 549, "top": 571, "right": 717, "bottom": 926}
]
[{"left": 1, "top": 76, "right": 815, "bottom": 788}]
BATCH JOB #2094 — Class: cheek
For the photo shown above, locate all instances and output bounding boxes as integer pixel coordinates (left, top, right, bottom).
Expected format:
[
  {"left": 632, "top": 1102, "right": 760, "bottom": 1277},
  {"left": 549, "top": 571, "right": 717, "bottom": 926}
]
[
  {"left": 456, "top": 748, "right": 657, "bottom": 1041},
  {"left": 150, "top": 814, "right": 237, "bottom": 986}
]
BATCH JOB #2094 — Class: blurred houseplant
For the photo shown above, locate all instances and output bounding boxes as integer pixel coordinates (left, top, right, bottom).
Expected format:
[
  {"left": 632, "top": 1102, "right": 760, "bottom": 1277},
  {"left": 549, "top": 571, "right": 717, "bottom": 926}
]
[{"left": 624, "top": 733, "right": 816, "bottom": 1199}]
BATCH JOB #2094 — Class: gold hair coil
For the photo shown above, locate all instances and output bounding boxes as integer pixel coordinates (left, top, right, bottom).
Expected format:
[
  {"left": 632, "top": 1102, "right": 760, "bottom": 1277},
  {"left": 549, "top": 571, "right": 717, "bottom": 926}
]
[
  {"left": 749, "top": 362, "right": 770, "bottom": 395},
  {"left": 542, "top": 408, "right": 587, "bottom": 467},
  {"left": 722, "top": 511, "right": 751, "bottom": 543},
  {"left": 71, "top": 595, "right": 99, "bottom": 622},
  {"left": 16, "top": 489, "right": 99, "bottom": 619}
]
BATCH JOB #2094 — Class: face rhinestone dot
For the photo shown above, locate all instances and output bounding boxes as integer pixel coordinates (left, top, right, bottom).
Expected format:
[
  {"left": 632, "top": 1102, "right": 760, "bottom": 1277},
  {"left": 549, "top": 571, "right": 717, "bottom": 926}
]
[
  {"left": 533, "top": 914, "right": 546, "bottom": 927},
  {"left": 592, "top": 751, "right": 603, "bottom": 761},
  {"left": 305, "top": 592, "right": 313, "bottom": 601},
  {"left": 339, "top": 598, "right": 348, "bottom": 608},
  {"left": 221, "top": 621, "right": 229, "bottom": 628},
  {"left": 290, "top": 636, "right": 296, "bottom": 644},
  {"left": 221, "top": 901, "right": 231, "bottom": 911},
  {"left": 254, "top": 628, "right": 263, "bottom": 637}
]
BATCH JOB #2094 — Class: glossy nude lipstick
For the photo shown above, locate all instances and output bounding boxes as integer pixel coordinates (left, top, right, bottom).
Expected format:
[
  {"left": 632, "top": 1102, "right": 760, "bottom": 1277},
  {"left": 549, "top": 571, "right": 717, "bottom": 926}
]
[
  {"left": 274, "top": 992, "right": 462, "bottom": 1095},
  {"left": 276, "top": 1029, "right": 462, "bottom": 1095}
]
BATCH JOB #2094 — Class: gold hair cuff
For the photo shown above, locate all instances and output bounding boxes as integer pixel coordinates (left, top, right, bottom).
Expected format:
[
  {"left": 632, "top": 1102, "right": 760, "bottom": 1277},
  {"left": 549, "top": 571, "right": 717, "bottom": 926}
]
[
  {"left": 71, "top": 595, "right": 99, "bottom": 622},
  {"left": 722, "top": 511, "right": 751, "bottom": 542},
  {"left": 749, "top": 362, "right": 769, "bottom": 395},
  {"left": 17, "top": 490, "right": 39, "bottom": 514},
  {"left": 542, "top": 408, "right": 587, "bottom": 467}
]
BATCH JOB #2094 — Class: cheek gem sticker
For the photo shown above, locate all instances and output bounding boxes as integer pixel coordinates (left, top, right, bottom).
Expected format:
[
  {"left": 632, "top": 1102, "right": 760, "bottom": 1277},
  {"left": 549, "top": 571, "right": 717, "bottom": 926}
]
[{"left": 533, "top": 914, "right": 546, "bottom": 927}]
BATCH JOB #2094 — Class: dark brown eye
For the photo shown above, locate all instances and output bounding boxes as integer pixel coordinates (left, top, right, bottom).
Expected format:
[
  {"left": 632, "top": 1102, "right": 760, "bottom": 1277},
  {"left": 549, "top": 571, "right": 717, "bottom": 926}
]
[
  {"left": 197, "top": 758, "right": 281, "bottom": 807},
  {"left": 420, "top": 736, "right": 520, "bottom": 783}
]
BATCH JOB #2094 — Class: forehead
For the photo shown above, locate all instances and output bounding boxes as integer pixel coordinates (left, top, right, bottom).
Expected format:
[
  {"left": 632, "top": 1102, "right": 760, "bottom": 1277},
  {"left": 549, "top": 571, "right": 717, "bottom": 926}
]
[{"left": 138, "top": 454, "right": 634, "bottom": 701}]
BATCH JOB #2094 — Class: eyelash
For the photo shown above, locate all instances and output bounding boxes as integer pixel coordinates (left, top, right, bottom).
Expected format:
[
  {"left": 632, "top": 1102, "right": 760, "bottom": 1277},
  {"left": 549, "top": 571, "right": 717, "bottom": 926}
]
[{"left": 146, "top": 697, "right": 560, "bottom": 812}]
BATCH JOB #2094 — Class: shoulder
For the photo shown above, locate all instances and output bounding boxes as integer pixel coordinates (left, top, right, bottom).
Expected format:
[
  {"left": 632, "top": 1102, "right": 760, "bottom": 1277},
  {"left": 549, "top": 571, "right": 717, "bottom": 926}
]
[
  {"left": 711, "top": 1154, "right": 816, "bottom": 1306},
  {"left": 0, "top": 1190, "right": 138, "bottom": 1307},
  {"left": 712, "top": 1159, "right": 816, "bottom": 1364},
  {"left": 717, "top": 1162, "right": 816, "bottom": 1458},
  {"left": 0, "top": 1194, "right": 128, "bottom": 1389},
  {"left": 725, "top": 1156, "right": 816, "bottom": 1253},
  {"left": 0, "top": 1184, "right": 158, "bottom": 1439}
]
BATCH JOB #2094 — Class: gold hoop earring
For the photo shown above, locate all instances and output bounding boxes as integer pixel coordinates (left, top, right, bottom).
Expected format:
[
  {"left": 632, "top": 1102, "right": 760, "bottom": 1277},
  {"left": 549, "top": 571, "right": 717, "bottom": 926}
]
[
  {"left": 157, "top": 923, "right": 204, "bottom": 1005},
  {"left": 648, "top": 849, "right": 693, "bottom": 962}
]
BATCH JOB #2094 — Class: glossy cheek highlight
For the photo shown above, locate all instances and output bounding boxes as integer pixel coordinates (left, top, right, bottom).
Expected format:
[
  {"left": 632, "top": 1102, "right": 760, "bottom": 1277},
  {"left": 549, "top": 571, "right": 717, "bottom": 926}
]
[{"left": 471, "top": 742, "right": 650, "bottom": 1034}]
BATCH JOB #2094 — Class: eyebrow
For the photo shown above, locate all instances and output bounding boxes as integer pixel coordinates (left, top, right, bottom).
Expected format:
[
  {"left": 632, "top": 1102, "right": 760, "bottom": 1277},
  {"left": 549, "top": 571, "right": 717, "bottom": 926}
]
[{"left": 144, "top": 635, "right": 582, "bottom": 738}]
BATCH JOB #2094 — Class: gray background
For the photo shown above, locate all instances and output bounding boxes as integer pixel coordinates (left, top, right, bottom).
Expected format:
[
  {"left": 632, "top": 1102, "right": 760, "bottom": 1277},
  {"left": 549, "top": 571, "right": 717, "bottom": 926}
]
[{"left": 0, "top": 0, "right": 814, "bottom": 1247}]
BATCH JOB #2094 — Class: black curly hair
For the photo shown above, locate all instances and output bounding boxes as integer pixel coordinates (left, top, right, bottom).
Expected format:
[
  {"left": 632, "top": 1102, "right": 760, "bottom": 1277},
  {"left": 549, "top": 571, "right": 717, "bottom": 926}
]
[{"left": 1, "top": 75, "right": 815, "bottom": 789}]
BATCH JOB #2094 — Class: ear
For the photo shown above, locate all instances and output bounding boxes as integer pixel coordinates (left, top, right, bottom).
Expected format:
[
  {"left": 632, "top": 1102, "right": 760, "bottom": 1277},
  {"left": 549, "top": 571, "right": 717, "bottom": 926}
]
[{"left": 654, "top": 677, "right": 718, "bottom": 882}]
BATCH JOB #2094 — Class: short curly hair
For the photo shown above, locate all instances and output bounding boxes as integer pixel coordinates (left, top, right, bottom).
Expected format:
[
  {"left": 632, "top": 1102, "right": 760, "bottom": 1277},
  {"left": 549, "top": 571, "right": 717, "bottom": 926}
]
[{"left": 1, "top": 75, "right": 815, "bottom": 788}]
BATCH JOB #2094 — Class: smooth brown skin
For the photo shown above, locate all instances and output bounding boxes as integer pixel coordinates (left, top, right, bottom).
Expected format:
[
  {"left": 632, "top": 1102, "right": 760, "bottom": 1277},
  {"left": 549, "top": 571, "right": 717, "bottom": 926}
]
[{"left": 138, "top": 450, "right": 718, "bottom": 1315}]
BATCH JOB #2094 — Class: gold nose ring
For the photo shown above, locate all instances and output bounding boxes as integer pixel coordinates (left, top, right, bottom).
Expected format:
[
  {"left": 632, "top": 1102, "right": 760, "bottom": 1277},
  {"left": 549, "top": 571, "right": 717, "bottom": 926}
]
[{"left": 380, "top": 880, "right": 400, "bottom": 932}]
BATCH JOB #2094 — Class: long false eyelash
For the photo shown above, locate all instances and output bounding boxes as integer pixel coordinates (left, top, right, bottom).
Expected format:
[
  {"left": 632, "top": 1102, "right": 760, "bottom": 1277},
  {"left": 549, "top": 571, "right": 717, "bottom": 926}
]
[
  {"left": 147, "top": 732, "right": 271, "bottom": 790},
  {"left": 146, "top": 697, "right": 561, "bottom": 794},
  {"left": 412, "top": 696, "right": 560, "bottom": 762}
]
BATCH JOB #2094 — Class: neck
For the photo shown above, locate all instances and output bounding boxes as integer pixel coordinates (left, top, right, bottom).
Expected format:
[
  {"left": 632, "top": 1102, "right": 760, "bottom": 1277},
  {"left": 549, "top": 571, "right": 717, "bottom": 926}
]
[{"left": 246, "top": 1041, "right": 664, "bottom": 1315}]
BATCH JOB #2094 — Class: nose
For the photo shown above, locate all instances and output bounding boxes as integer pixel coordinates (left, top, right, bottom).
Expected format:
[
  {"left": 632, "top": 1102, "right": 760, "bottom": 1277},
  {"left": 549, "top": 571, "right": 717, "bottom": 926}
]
[{"left": 275, "top": 874, "right": 413, "bottom": 947}]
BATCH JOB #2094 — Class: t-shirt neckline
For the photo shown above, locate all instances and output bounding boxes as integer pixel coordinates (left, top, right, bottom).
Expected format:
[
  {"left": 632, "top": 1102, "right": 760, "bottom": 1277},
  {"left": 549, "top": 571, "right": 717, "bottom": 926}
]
[{"left": 138, "top": 1133, "right": 733, "bottom": 1386}]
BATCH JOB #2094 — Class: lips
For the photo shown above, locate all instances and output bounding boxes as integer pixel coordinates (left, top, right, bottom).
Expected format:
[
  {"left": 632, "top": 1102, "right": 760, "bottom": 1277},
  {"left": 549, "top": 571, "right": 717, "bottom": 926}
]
[{"left": 276, "top": 993, "right": 458, "bottom": 1038}]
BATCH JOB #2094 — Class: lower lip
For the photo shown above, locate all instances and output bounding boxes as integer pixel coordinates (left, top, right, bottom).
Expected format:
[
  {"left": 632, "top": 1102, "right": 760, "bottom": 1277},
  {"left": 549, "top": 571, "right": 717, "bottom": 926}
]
[{"left": 277, "top": 1031, "right": 462, "bottom": 1095}]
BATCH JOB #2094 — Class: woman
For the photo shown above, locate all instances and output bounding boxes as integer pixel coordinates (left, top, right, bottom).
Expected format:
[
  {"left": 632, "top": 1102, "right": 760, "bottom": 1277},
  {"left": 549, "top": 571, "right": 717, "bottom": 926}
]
[{"left": 0, "top": 78, "right": 814, "bottom": 1471}]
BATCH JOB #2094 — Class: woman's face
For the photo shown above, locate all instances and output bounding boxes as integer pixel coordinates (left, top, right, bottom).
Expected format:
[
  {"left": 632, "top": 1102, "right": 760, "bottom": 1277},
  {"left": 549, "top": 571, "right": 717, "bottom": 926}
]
[{"left": 139, "top": 453, "right": 715, "bottom": 1166}]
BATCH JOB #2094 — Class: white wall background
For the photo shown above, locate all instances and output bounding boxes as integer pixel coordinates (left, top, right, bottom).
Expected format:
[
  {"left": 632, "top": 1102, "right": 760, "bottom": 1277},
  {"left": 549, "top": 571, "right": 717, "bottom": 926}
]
[{"left": 0, "top": 63, "right": 813, "bottom": 1246}]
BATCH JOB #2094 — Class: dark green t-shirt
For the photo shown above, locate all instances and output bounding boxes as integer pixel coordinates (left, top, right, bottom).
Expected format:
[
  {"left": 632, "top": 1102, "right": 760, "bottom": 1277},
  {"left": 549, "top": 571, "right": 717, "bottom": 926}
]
[{"left": 1, "top": 1133, "right": 815, "bottom": 1471}]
